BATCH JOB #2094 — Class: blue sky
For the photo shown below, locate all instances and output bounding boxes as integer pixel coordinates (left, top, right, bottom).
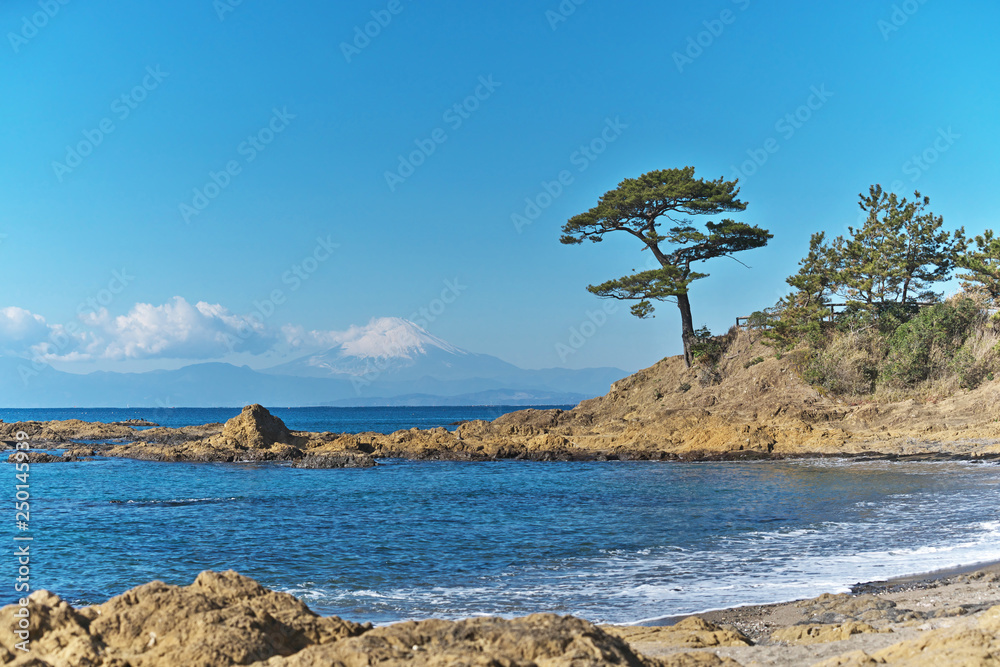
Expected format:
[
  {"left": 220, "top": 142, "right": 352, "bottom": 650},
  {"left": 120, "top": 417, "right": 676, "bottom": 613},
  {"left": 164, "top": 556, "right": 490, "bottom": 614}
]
[{"left": 1, "top": 0, "right": 997, "bottom": 374}]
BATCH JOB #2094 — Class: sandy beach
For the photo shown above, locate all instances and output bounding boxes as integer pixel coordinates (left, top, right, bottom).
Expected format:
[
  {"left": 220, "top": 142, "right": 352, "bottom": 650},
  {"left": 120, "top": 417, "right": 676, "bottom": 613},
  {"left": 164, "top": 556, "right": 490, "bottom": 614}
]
[{"left": 605, "top": 562, "right": 1000, "bottom": 666}]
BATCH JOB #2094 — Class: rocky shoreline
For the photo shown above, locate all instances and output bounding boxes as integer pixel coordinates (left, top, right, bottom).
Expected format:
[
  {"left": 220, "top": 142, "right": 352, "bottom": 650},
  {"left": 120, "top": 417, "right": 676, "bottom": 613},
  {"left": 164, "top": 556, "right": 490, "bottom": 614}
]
[
  {"left": 630, "top": 563, "right": 1000, "bottom": 666},
  {"left": 4, "top": 565, "right": 1000, "bottom": 666},
  {"left": 5, "top": 331, "right": 1000, "bottom": 465}
]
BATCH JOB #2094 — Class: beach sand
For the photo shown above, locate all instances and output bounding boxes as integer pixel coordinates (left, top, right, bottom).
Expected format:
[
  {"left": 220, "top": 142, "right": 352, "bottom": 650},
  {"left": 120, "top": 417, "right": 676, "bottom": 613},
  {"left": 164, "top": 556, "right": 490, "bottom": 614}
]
[{"left": 605, "top": 562, "right": 1000, "bottom": 666}]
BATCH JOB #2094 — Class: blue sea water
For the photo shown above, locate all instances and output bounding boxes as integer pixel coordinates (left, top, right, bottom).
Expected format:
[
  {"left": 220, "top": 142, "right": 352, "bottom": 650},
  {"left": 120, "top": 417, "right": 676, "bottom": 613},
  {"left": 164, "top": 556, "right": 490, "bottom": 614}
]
[{"left": 3, "top": 407, "right": 1000, "bottom": 625}]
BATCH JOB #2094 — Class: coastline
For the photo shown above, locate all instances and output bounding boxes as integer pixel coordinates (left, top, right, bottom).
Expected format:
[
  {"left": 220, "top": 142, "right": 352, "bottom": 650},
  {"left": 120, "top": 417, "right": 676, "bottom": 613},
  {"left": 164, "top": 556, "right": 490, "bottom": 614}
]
[
  {"left": 6, "top": 390, "right": 1000, "bottom": 664},
  {"left": 602, "top": 562, "right": 1000, "bottom": 666},
  {"left": 634, "top": 557, "right": 1000, "bottom": 629},
  {"left": 696, "top": 559, "right": 1000, "bottom": 635},
  {"left": 6, "top": 563, "right": 1000, "bottom": 666}
]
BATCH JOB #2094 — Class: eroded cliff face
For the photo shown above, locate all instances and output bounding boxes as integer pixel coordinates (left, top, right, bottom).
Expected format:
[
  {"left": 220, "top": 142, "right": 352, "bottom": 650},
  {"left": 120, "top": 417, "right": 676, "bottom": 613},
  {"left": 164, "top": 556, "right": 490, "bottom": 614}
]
[{"left": 6, "top": 329, "right": 1000, "bottom": 463}]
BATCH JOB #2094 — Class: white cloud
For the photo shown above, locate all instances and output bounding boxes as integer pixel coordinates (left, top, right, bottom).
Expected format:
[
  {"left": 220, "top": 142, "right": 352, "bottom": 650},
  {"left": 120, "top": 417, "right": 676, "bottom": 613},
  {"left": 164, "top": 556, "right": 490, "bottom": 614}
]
[
  {"left": 281, "top": 323, "right": 351, "bottom": 350},
  {"left": 0, "top": 297, "right": 276, "bottom": 363},
  {"left": 0, "top": 300, "right": 459, "bottom": 365},
  {"left": 0, "top": 307, "right": 49, "bottom": 343},
  {"left": 0, "top": 307, "right": 96, "bottom": 360},
  {"left": 92, "top": 297, "right": 273, "bottom": 360}
]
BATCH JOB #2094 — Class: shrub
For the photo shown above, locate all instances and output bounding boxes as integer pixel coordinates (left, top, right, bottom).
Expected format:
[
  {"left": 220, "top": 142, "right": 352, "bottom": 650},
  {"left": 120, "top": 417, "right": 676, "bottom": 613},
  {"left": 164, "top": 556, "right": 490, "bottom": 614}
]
[
  {"left": 689, "top": 326, "right": 724, "bottom": 364},
  {"left": 880, "top": 298, "right": 980, "bottom": 388}
]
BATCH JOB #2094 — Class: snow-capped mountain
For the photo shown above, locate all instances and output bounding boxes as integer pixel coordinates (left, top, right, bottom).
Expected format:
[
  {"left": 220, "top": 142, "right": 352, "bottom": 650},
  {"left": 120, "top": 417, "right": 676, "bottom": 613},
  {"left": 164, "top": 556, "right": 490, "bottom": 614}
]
[{"left": 266, "top": 317, "right": 526, "bottom": 382}]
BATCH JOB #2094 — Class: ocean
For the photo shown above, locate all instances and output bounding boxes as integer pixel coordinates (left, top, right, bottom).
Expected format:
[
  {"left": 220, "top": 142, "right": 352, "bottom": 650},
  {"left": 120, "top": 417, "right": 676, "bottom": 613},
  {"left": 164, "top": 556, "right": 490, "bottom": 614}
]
[{"left": 4, "top": 407, "right": 1000, "bottom": 625}]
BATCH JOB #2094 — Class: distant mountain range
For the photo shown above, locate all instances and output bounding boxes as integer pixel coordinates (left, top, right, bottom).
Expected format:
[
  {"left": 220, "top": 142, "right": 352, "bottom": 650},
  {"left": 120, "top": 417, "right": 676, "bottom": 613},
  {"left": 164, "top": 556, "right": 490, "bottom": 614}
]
[{"left": 0, "top": 318, "right": 627, "bottom": 408}]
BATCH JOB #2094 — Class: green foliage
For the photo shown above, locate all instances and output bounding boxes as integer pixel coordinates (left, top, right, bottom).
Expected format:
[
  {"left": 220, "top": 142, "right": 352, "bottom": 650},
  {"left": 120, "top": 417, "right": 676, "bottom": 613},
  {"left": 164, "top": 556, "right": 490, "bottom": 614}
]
[
  {"left": 761, "top": 294, "right": 828, "bottom": 351},
  {"left": 795, "top": 297, "right": 999, "bottom": 396},
  {"left": 677, "top": 382, "right": 692, "bottom": 393},
  {"left": 561, "top": 166, "right": 771, "bottom": 365},
  {"left": 880, "top": 298, "right": 981, "bottom": 388},
  {"left": 787, "top": 231, "right": 837, "bottom": 302},
  {"left": 689, "top": 326, "right": 726, "bottom": 366},
  {"left": 763, "top": 186, "right": 974, "bottom": 396},
  {"left": 744, "top": 356, "right": 765, "bottom": 368},
  {"left": 834, "top": 301, "right": 918, "bottom": 336},
  {"left": 831, "top": 186, "right": 962, "bottom": 306},
  {"left": 759, "top": 232, "right": 836, "bottom": 351},
  {"left": 957, "top": 230, "right": 1000, "bottom": 301},
  {"left": 777, "top": 187, "right": 962, "bottom": 322}
]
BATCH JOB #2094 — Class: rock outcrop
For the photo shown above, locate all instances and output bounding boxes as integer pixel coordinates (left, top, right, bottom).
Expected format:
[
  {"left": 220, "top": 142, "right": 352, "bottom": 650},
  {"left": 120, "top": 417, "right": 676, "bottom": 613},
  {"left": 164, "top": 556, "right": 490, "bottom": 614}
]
[
  {"left": 291, "top": 453, "right": 376, "bottom": 468},
  {"left": 106, "top": 406, "right": 307, "bottom": 463},
  {"left": 0, "top": 419, "right": 137, "bottom": 447},
  {"left": 220, "top": 404, "right": 296, "bottom": 449},
  {"left": 605, "top": 617, "right": 752, "bottom": 648},
  {"left": 810, "top": 605, "right": 1000, "bottom": 666},
  {"left": 5, "top": 452, "right": 73, "bottom": 463},
  {"left": 4, "top": 568, "right": 1000, "bottom": 665},
  {"left": 0, "top": 570, "right": 368, "bottom": 667},
  {"left": 768, "top": 621, "right": 888, "bottom": 645},
  {"left": 0, "top": 571, "right": 680, "bottom": 667}
]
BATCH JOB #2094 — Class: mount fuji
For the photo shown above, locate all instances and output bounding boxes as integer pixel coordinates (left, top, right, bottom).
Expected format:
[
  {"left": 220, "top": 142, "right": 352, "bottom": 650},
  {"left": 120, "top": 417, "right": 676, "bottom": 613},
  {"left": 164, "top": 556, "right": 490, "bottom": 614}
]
[
  {"left": 264, "top": 317, "right": 627, "bottom": 405},
  {"left": 268, "top": 318, "right": 529, "bottom": 381}
]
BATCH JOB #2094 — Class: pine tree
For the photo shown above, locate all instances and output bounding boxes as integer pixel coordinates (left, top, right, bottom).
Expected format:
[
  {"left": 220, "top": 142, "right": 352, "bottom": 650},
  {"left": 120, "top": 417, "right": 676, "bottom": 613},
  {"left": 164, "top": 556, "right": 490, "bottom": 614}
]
[
  {"left": 832, "top": 186, "right": 961, "bottom": 307},
  {"left": 765, "top": 232, "right": 837, "bottom": 348},
  {"left": 957, "top": 230, "right": 1000, "bottom": 301},
  {"left": 561, "top": 167, "right": 772, "bottom": 366}
]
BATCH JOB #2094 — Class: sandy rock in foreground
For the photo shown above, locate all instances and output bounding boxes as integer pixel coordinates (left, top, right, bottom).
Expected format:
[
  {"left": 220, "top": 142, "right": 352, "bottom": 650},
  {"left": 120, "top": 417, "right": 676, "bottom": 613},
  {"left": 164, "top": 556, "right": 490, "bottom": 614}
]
[
  {"left": 605, "top": 617, "right": 752, "bottom": 648},
  {"left": 0, "top": 570, "right": 689, "bottom": 667},
  {"left": 253, "top": 614, "right": 708, "bottom": 666},
  {"left": 769, "top": 621, "right": 888, "bottom": 645},
  {"left": 813, "top": 605, "right": 1000, "bottom": 666},
  {"left": 0, "top": 571, "right": 367, "bottom": 667}
]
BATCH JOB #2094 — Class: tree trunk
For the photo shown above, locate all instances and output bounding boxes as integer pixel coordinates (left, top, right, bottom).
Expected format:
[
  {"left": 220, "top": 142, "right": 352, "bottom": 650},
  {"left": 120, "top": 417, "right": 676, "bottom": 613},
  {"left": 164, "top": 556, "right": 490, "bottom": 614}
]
[{"left": 676, "top": 292, "right": 695, "bottom": 368}]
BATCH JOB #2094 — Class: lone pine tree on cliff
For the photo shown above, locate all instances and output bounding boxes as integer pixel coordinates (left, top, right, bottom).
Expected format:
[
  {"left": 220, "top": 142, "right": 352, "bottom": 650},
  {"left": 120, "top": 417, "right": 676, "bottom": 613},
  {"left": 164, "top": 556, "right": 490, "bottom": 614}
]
[{"left": 561, "top": 167, "right": 772, "bottom": 367}]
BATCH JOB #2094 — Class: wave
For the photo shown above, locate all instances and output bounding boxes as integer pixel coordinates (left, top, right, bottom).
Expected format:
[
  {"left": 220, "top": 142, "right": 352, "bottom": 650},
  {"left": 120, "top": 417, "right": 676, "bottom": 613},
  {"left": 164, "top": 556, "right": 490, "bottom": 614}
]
[{"left": 108, "top": 496, "right": 243, "bottom": 507}]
